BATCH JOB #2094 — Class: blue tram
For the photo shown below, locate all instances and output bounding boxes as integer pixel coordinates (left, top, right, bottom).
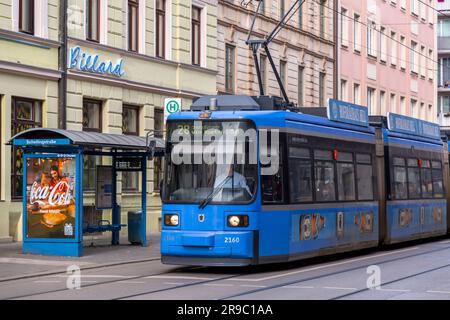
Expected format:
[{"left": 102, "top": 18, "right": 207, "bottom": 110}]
[{"left": 160, "top": 96, "right": 448, "bottom": 266}]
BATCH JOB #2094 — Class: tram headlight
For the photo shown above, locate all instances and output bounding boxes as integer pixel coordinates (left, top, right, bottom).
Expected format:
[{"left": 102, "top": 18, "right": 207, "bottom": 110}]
[
  {"left": 227, "top": 215, "right": 249, "bottom": 227},
  {"left": 165, "top": 214, "right": 179, "bottom": 226}
]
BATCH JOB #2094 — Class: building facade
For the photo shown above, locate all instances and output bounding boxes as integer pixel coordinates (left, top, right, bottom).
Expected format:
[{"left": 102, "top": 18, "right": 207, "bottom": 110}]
[
  {"left": 0, "top": 0, "right": 218, "bottom": 242},
  {"left": 217, "top": 0, "right": 336, "bottom": 106},
  {"left": 437, "top": 0, "right": 450, "bottom": 126},
  {"left": 338, "top": 0, "right": 437, "bottom": 121}
]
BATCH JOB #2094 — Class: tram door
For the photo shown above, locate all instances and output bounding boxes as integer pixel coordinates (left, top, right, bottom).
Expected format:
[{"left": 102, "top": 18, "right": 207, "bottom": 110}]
[
  {"left": 375, "top": 127, "right": 387, "bottom": 244},
  {"left": 443, "top": 142, "right": 450, "bottom": 234}
]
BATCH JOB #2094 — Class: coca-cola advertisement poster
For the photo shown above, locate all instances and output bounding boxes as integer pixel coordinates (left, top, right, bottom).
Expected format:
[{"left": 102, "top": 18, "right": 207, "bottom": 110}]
[{"left": 26, "top": 157, "right": 76, "bottom": 239}]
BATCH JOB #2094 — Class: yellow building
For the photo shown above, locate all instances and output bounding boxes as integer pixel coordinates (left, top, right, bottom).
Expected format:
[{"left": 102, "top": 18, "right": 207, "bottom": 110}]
[{"left": 0, "top": 0, "right": 218, "bottom": 242}]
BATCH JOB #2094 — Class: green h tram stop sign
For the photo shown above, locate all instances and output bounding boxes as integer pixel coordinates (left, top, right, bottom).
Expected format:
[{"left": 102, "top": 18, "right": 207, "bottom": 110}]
[{"left": 164, "top": 98, "right": 182, "bottom": 123}]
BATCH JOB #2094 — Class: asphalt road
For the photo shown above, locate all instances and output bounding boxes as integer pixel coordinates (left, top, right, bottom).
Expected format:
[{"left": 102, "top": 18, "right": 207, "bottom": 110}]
[{"left": 2, "top": 238, "right": 450, "bottom": 300}]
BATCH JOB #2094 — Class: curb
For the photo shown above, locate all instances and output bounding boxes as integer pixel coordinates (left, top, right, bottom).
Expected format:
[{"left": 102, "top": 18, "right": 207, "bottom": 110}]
[{"left": 0, "top": 256, "right": 162, "bottom": 283}]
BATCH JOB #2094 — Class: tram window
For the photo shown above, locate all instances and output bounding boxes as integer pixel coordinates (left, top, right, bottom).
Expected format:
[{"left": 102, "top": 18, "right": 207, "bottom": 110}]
[
  {"left": 288, "top": 147, "right": 313, "bottom": 203},
  {"left": 314, "top": 160, "right": 336, "bottom": 202},
  {"left": 314, "top": 149, "right": 332, "bottom": 161},
  {"left": 432, "top": 161, "right": 444, "bottom": 198},
  {"left": 357, "top": 164, "right": 374, "bottom": 200},
  {"left": 289, "top": 147, "right": 310, "bottom": 158},
  {"left": 261, "top": 132, "right": 284, "bottom": 204},
  {"left": 432, "top": 161, "right": 442, "bottom": 169},
  {"left": 356, "top": 153, "right": 371, "bottom": 164},
  {"left": 407, "top": 160, "right": 421, "bottom": 199},
  {"left": 421, "top": 160, "right": 433, "bottom": 198},
  {"left": 337, "top": 152, "right": 355, "bottom": 201},
  {"left": 393, "top": 157, "right": 405, "bottom": 166},
  {"left": 393, "top": 157, "right": 407, "bottom": 200}
]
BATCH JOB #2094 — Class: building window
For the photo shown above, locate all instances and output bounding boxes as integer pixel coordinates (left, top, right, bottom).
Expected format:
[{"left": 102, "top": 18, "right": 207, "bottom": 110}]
[
  {"left": 191, "top": 6, "right": 201, "bottom": 66},
  {"left": 390, "top": 93, "right": 397, "bottom": 113},
  {"left": 340, "top": 7, "right": 348, "bottom": 47},
  {"left": 420, "top": 45, "right": 426, "bottom": 77},
  {"left": 83, "top": 99, "right": 102, "bottom": 132},
  {"left": 122, "top": 105, "right": 140, "bottom": 192},
  {"left": 259, "top": 0, "right": 265, "bottom": 15},
  {"left": 122, "top": 105, "right": 139, "bottom": 136},
  {"left": 440, "top": 96, "right": 450, "bottom": 115},
  {"left": 439, "top": 57, "right": 450, "bottom": 87},
  {"left": 128, "top": 0, "right": 139, "bottom": 52},
  {"left": 19, "top": 0, "right": 34, "bottom": 35},
  {"left": 340, "top": 79, "right": 347, "bottom": 101},
  {"left": 83, "top": 99, "right": 102, "bottom": 191},
  {"left": 280, "top": 0, "right": 285, "bottom": 19},
  {"left": 380, "top": 27, "right": 387, "bottom": 62},
  {"left": 260, "top": 54, "right": 267, "bottom": 94},
  {"left": 390, "top": 31, "right": 397, "bottom": 66},
  {"left": 367, "top": 20, "right": 377, "bottom": 57},
  {"left": 225, "top": 44, "right": 235, "bottom": 94},
  {"left": 354, "top": 13, "right": 361, "bottom": 52},
  {"left": 367, "top": 87, "right": 376, "bottom": 115},
  {"left": 400, "top": 96, "right": 406, "bottom": 114},
  {"left": 379, "top": 90, "right": 385, "bottom": 115},
  {"left": 280, "top": 60, "right": 287, "bottom": 97},
  {"left": 86, "top": 0, "right": 100, "bottom": 42},
  {"left": 353, "top": 83, "right": 360, "bottom": 104},
  {"left": 400, "top": 35, "right": 406, "bottom": 70},
  {"left": 298, "top": 3, "right": 303, "bottom": 29},
  {"left": 298, "top": 66, "right": 304, "bottom": 105},
  {"left": 154, "top": 108, "right": 164, "bottom": 192},
  {"left": 410, "top": 41, "right": 418, "bottom": 74},
  {"left": 320, "top": 0, "right": 326, "bottom": 38},
  {"left": 11, "top": 98, "right": 42, "bottom": 198},
  {"left": 429, "top": 49, "right": 434, "bottom": 80},
  {"left": 156, "top": 0, "right": 166, "bottom": 58},
  {"left": 319, "top": 72, "right": 325, "bottom": 106},
  {"left": 411, "top": 0, "right": 418, "bottom": 16},
  {"left": 411, "top": 99, "right": 417, "bottom": 117}
]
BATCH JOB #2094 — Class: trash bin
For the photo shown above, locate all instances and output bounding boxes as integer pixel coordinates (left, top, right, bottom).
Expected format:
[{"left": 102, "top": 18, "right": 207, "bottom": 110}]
[{"left": 128, "top": 211, "right": 143, "bottom": 245}]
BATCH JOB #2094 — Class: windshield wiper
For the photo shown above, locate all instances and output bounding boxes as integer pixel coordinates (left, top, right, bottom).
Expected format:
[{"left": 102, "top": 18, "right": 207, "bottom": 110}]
[{"left": 198, "top": 175, "right": 232, "bottom": 210}]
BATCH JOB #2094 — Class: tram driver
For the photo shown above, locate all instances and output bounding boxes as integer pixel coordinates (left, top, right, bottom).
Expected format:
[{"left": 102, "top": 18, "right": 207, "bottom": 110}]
[{"left": 213, "top": 163, "right": 252, "bottom": 201}]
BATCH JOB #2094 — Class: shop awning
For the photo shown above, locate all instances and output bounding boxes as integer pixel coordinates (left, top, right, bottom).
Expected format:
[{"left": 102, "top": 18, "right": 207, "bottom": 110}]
[{"left": 10, "top": 128, "right": 165, "bottom": 153}]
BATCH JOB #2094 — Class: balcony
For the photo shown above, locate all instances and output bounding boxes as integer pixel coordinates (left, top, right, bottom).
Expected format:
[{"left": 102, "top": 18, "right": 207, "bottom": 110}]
[{"left": 439, "top": 37, "right": 450, "bottom": 51}]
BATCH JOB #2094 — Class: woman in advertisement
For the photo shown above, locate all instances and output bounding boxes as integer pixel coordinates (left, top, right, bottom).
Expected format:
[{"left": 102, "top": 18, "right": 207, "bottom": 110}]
[{"left": 26, "top": 158, "right": 76, "bottom": 238}]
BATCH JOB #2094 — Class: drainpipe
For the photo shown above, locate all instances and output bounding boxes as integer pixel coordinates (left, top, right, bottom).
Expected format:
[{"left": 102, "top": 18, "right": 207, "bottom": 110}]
[{"left": 58, "top": 0, "right": 68, "bottom": 129}]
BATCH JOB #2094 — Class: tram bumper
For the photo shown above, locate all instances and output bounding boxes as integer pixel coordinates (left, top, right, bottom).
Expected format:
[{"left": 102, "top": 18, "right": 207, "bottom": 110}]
[{"left": 161, "top": 230, "right": 255, "bottom": 266}]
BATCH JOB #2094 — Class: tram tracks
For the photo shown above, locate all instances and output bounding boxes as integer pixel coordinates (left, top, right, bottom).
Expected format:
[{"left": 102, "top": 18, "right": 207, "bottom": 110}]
[
  {"left": 211, "top": 244, "right": 450, "bottom": 300},
  {"left": 114, "top": 243, "right": 450, "bottom": 300},
  {"left": 3, "top": 258, "right": 252, "bottom": 300},
  {"left": 330, "top": 262, "right": 450, "bottom": 300},
  {"left": 5, "top": 241, "right": 450, "bottom": 300}
]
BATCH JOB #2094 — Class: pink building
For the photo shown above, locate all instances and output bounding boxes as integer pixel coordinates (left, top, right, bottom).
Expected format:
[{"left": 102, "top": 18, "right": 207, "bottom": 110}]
[{"left": 338, "top": 0, "right": 437, "bottom": 122}]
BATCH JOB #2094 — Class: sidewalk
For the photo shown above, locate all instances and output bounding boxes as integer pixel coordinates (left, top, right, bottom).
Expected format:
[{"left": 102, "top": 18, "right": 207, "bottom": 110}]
[{"left": 0, "top": 234, "right": 161, "bottom": 281}]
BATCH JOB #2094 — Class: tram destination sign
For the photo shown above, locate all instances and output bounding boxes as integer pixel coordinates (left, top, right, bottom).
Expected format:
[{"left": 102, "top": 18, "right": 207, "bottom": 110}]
[
  {"left": 115, "top": 157, "right": 142, "bottom": 171},
  {"left": 387, "top": 113, "right": 441, "bottom": 140},
  {"left": 327, "top": 99, "right": 369, "bottom": 127}
]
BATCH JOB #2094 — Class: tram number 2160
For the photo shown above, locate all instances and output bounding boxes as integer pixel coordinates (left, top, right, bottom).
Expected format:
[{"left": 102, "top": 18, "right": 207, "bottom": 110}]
[{"left": 224, "top": 237, "right": 240, "bottom": 244}]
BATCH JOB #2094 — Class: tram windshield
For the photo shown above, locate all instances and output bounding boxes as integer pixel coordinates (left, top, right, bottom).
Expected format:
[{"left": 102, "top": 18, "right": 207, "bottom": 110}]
[{"left": 163, "top": 120, "right": 258, "bottom": 204}]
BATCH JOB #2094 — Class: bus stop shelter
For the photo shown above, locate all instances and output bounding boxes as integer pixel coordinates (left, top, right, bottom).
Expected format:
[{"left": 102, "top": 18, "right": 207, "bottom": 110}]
[{"left": 10, "top": 128, "right": 165, "bottom": 257}]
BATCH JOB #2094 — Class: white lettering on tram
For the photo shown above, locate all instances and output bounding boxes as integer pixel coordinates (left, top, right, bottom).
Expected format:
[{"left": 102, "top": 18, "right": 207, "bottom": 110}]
[{"left": 170, "top": 121, "right": 279, "bottom": 175}]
